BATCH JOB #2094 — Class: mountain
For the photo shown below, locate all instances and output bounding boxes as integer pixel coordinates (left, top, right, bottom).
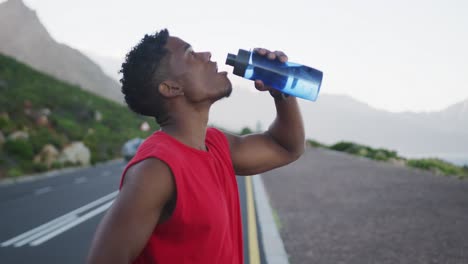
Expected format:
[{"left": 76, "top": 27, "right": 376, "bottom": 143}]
[
  {"left": 0, "top": 0, "right": 123, "bottom": 103},
  {"left": 209, "top": 84, "right": 468, "bottom": 159}
]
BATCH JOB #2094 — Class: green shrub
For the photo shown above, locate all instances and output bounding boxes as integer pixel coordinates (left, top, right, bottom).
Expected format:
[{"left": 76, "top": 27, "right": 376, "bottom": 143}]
[
  {"left": 7, "top": 168, "right": 23, "bottom": 178},
  {"left": 0, "top": 115, "right": 10, "bottom": 129},
  {"left": 330, "top": 141, "right": 398, "bottom": 162},
  {"left": 407, "top": 158, "right": 465, "bottom": 177},
  {"left": 307, "top": 139, "right": 327, "bottom": 148},
  {"left": 330, "top": 141, "right": 354, "bottom": 152},
  {"left": 29, "top": 128, "right": 66, "bottom": 153},
  {"left": 51, "top": 161, "right": 64, "bottom": 170},
  {"left": 32, "top": 162, "right": 48, "bottom": 172},
  {"left": 54, "top": 116, "right": 84, "bottom": 141},
  {"left": 0, "top": 116, "right": 16, "bottom": 134},
  {"left": 4, "top": 139, "right": 34, "bottom": 160},
  {"left": 240, "top": 127, "right": 253, "bottom": 135}
]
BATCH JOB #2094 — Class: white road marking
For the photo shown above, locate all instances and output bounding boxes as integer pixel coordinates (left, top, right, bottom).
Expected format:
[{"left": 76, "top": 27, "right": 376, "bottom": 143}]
[
  {"left": 14, "top": 216, "right": 78, "bottom": 247},
  {"left": 74, "top": 177, "right": 87, "bottom": 184},
  {"left": 34, "top": 186, "right": 52, "bottom": 195},
  {"left": 30, "top": 200, "right": 114, "bottom": 246},
  {"left": 1, "top": 191, "right": 118, "bottom": 247},
  {"left": 1, "top": 215, "right": 76, "bottom": 247}
]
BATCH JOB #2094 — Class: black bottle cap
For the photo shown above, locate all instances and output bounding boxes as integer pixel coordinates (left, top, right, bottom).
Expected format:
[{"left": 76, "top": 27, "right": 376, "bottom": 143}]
[
  {"left": 226, "top": 53, "right": 236, "bottom": 66},
  {"left": 225, "top": 49, "right": 251, "bottom": 77}
]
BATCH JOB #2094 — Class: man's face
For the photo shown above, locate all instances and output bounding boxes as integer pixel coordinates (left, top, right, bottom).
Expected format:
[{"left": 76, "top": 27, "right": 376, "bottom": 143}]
[{"left": 166, "top": 36, "right": 232, "bottom": 103}]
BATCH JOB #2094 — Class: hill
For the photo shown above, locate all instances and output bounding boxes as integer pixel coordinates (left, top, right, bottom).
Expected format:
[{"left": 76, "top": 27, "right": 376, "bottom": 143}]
[
  {"left": 0, "top": 53, "right": 154, "bottom": 178},
  {"left": 0, "top": 0, "right": 123, "bottom": 103}
]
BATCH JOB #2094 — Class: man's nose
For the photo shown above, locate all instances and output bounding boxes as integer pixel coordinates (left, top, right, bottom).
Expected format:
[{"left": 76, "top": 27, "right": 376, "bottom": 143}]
[{"left": 201, "top": 52, "right": 211, "bottom": 61}]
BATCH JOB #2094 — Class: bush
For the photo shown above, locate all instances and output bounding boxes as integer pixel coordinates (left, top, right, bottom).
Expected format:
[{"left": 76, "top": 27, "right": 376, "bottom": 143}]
[
  {"left": 240, "top": 127, "right": 253, "bottom": 135},
  {"left": 54, "top": 116, "right": 84, "bottom": 141},
  {"left": 330, "top": 141, "right": 398, "bottom": 161},
  {"left": 0, "top": 115, "right": 16, "bottom": 134},
  {"left": 307, "top": 139, "right": 327, "bottom": 148},
  {"left": 330, "top": 142, "right": 354, "bottom": 152},
  {"left": 51, "top": 161, "right": 64, "bottom": 170},
  {"left": 407, "top": 158, "right": 466, "bottom": 177},
  {"left": 4, "top": 139, "right": 34, "bottom": 160},
  {"left": 29, "top": 128, "right": 66, "bottom": 153},
  {"left": 32, "top": 162, "right": 48, "bottom": 172},
  {"left": 7, "top": 168, "right": 23, "bottom": 178}
]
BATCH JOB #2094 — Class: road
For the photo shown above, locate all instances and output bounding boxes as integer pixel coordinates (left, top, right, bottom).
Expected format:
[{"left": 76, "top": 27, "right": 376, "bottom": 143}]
[
  {"left": 262, "top": 147, "right": 468, "bottom": 264},
  {"left": 0, "top": 160, "right": 266, "bottom": 264}
]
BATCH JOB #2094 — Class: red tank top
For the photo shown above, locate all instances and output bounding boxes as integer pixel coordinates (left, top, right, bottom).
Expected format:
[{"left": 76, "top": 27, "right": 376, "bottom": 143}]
[{"left": 119, "top": 128, "right": 244, "bottom": 264}]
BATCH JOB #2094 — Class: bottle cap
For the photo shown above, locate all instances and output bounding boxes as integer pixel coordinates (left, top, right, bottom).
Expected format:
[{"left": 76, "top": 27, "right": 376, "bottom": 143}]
[
  {"left": 226, "top": 53, "right": 236, "bottom": 66},
  {"left": 225, "top": 49, "right": 251, "bottom": 77}
]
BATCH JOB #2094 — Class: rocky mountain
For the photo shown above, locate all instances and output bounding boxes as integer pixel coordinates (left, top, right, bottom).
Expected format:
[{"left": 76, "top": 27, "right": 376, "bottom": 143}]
[{"left": 0, "top": 0, "right": 123, "bottom": 103}]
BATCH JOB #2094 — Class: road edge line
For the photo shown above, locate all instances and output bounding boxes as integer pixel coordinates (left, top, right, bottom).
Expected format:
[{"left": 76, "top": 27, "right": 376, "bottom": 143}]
[
  {"left": 252, "top": 175, "right": 290, "bottom": 264},
  {"left": 246, "top": 176, "right": 261, "bottom": 264}
]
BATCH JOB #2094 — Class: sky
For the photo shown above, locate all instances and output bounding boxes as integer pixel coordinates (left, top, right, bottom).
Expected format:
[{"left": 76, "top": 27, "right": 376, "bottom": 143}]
[{"left": 5, "top": 0, "right": 468, "bottom": 113}]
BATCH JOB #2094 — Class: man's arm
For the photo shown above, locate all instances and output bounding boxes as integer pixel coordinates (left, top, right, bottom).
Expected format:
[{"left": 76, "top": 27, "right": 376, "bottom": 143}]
[
  {"left": 224, "top": 48, "right": 305, "bottom": 176},
  {"left": 224, "top": 96, "right": 305, "bottom": 176},
  {"left": 87, "top": 158, "right": 174, "bottom": 264}
]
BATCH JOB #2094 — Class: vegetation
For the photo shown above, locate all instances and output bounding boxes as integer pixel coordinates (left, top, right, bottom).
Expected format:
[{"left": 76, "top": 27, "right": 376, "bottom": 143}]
[
  {"left": 306, "top": 139, "right": 327, "bottom": 149},
  {"left": 407, "top": 159, "right": 468, "bottom": 179},
  {"left": 329, "top": 141, "right": 399, "bottom": 161},
  {"left": 240, "top": 127, "right": 253, "bottom": 135},
  {"left": 309, "top": 140, "right": 467, "bottom": 179},
  {"left": 0, "top": 54, "right": 155, "bottom": 178}
]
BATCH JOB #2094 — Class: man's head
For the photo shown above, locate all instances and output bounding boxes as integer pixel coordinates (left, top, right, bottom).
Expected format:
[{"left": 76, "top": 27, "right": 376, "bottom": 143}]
[{"left": 120, "top": 29, "right": 232, "bottom": 123}]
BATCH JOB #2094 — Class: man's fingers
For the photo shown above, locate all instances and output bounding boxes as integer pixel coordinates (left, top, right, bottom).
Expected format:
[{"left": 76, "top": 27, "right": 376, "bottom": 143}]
[
  {"left": 254, "top": 48, "right": 288, "bottom": 62},
  {"left": 267, "top": 52, "right": 276, "bottom": 60},
  {"left": 254, "top": 80, "right": 269, "bottom": 91},
  {"left": 274, "top": 51, "right": 288, "bottom": 62},
  {"left": 253, "top": 48, "right": 268, "bottom": 55}
]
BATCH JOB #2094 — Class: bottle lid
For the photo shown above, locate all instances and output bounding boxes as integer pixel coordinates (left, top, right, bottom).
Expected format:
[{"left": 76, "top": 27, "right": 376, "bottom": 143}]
[
  {"left": 225, "top": 49, "right": 251, "bottom": 77},
  {"left": 226, "top": 53, "right": 236, "bottom": 66}
]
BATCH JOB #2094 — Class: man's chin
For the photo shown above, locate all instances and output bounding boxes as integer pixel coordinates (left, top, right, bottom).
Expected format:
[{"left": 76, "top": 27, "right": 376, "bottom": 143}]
[
  {"left": 224, "top": 84, "right": 233, "bottom": 98},
  {"left": 210, "top": 84, "right": 233, "bottom": 103}
]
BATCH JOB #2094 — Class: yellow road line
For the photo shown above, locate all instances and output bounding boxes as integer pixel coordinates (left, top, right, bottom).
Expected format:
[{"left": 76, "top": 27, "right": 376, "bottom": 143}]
[{"left": 246, "top": 176, "right": 260, "bottom": 264}]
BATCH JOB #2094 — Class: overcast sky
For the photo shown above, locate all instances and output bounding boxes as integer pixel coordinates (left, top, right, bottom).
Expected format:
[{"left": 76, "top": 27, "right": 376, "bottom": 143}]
[{"left": 6, "top": 0, "right": 468, "bottom": 112}]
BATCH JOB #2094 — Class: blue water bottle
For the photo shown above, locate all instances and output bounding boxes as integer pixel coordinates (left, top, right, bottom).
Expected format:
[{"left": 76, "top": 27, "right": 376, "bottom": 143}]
[{"left": 226, "top": 49, "right": 323, "bottom": 101}]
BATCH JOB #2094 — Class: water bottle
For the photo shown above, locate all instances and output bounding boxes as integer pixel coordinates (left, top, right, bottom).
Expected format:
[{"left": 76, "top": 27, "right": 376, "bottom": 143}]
[{"left": 225, "top": 49, "right": 323, "bottom": 101}]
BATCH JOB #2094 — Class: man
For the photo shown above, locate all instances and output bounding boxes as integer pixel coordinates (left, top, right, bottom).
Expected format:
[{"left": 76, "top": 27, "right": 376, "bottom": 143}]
[{"left": 87, "top": 29, "right": 305, "bottom": 264}]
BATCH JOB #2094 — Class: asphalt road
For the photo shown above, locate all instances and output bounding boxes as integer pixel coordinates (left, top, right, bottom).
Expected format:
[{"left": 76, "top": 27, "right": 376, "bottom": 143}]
[
  {"left": 0, "top": 160, "right": 265, "bottom": 264},
  {"left": 262, "top": 147, "right": 468, "bottom": 264}
]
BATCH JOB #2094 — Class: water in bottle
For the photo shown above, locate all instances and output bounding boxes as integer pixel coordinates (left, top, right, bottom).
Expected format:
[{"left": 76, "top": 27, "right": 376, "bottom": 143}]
[{"left": 226, "top": 49, "right": 323, "bottom": 101}]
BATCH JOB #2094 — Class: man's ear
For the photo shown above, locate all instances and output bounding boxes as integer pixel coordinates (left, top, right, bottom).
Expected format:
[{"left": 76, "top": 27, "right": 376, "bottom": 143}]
[{"left": 158, "top": 80, "right": 184, "bottom": 98}]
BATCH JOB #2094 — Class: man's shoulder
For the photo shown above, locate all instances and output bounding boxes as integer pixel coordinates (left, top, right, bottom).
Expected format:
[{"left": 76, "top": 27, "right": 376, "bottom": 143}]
[{"left": 121, "top": 157, "right": 174, "bottom": 191}]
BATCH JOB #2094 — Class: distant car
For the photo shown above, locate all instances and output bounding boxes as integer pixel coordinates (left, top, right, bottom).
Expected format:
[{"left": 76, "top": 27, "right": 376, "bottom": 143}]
[{"left": 121, "top": 138, "right": 144, "bottom": 161}]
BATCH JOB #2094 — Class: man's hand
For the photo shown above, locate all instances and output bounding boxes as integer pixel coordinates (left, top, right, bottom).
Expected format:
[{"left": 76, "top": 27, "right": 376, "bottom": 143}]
[{"left": 252, "top": 48, "right": 289, "bottom": 98}]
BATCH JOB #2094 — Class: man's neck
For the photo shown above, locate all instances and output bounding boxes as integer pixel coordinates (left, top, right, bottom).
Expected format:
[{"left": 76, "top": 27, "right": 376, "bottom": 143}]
[{"left": 160, "top": 106, "right": 210, "bottom": 151}]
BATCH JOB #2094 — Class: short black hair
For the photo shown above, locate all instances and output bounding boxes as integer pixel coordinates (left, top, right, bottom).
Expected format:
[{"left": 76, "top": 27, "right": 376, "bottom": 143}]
[{"left": 120, "top": 29, "right": 170, "bottom": 123}]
